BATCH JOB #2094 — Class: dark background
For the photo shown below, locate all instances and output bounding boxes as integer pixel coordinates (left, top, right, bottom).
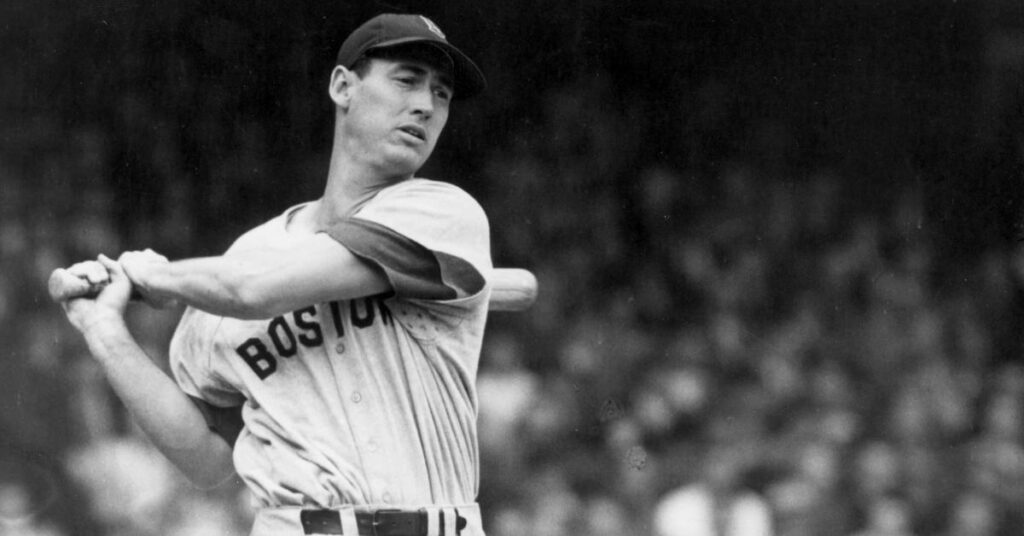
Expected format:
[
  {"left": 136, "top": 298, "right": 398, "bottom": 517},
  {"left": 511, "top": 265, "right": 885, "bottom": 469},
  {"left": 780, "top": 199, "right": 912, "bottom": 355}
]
[
  {"left": 2, "top": 1, "right": 1024, "bottom": 535},
  {"left": 5, "top": 0, "right": 1021, "bottom": 254}
]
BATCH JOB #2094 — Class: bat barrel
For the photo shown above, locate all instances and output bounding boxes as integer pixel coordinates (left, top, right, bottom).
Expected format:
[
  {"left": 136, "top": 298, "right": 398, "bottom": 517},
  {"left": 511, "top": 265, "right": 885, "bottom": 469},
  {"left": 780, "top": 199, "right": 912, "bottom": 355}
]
[{"left": 489, "top": 268, "right": 538, "bottom": 312}]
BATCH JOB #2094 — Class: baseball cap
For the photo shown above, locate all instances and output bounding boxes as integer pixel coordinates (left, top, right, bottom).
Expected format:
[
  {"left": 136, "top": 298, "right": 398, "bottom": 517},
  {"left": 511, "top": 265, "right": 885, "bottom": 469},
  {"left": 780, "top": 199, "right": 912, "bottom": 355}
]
[{"left": 336, "top": 14, "right": 486, "bottom": 99}]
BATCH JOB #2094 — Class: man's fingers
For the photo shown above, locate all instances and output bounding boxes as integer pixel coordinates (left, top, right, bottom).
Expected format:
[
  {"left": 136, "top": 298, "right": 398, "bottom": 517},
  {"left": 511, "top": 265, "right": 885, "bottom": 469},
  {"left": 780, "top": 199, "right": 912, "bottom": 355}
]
[
  {"left": 48, "top": 268, "right": 98, "bottom": 302},
  {"left": 97, "top": 254, "right": 126, "bottom": 279},
  {"left": 119, "top": 249, "right": 168, "bottom": 265},
  {"left": 51, "top": 259, "right": 112, "bottom": 303},
  {"left": 67, "top": 260, "right": 111, "bottom": 285},
  {"left": 143, "top": 248, "right": 169, "bottom": 263}
]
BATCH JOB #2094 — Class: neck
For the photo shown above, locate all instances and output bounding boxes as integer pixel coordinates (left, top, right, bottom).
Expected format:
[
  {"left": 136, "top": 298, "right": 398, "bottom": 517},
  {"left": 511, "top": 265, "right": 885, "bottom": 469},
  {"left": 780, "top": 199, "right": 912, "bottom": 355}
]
[{"left": 309, "top": 148, "right": 411, "bottom": 229}]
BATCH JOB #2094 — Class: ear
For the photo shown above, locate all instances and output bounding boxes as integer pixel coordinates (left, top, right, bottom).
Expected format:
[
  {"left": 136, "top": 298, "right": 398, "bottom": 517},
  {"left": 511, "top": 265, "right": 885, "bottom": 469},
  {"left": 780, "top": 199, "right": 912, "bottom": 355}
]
[{"left": 328, "top": 65, "right": 356, "bottom": 109}]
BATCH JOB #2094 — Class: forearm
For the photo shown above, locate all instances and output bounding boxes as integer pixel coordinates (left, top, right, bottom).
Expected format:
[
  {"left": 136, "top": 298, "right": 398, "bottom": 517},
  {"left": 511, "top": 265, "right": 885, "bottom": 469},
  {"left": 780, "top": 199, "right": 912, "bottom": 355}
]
[
  {"left": 81, "top": 320, "right": 235, "bottom": 488},
  {"left": 128, "top": 237, "right": 390, "bottom": 319},
  {"left": 138, "top": 256, "right": 266, "bottom": 318}
]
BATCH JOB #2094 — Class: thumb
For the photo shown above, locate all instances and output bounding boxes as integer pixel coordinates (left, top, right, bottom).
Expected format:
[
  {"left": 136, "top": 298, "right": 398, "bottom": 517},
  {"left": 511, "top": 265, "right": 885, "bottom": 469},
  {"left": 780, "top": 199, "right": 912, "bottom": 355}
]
[{"left": 97, "top": 254, "right": 127, "bottom": 281}]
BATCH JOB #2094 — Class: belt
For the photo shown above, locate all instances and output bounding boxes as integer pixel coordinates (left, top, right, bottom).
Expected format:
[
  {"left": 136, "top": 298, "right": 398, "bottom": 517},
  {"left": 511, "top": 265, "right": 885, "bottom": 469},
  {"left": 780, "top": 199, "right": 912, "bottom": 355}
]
[{"left": 300, "top": 508, "right": 467, "bottom": 536}]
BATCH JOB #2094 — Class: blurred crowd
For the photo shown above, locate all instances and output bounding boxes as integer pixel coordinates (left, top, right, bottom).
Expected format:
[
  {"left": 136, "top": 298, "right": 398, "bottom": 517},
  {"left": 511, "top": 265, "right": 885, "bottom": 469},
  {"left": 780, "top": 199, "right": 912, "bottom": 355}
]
[
  {"left": 3, "top": 5, "right": 1024, "bottom": 536},
  {"left": 473, "top": 76, "right": 1024, "bottom": 536}
]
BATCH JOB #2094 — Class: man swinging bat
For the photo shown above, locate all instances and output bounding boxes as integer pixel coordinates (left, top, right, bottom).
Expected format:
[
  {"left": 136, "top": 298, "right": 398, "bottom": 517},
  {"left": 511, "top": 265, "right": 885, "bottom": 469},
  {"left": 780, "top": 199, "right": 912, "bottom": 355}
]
[{"left": 54, "top": 14, "right": 535, "bottom": 536}]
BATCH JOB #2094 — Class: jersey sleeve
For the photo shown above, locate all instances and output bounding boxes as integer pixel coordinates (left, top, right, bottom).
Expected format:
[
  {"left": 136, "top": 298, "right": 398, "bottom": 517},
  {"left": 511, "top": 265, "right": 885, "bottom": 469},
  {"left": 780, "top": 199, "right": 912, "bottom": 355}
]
[
  {"left": 170, "top": 308, "right": 248, "bottom": 444},
  {"left": 324, "top": 180, "right": 492, "bottom": 302},
  {"left": 170, "top": 309, "right": 247, "bottom": 407}
]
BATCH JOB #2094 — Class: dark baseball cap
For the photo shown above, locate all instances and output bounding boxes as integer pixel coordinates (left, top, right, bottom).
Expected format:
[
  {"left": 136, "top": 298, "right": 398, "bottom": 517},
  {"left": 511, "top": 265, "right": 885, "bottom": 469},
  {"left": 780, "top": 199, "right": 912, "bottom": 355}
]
[{"left": 336, "top": 14, "right": 486, "bottom": 99}]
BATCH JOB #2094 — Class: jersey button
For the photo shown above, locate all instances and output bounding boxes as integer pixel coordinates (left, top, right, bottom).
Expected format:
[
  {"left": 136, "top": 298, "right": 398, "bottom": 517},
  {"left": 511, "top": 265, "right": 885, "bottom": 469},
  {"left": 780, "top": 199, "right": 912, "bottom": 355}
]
[
  {"left": 382, "top": 492, "right": 393, "bottom": 504},
  {"left": 335, "top": 342, "right": 345, "bottom": 354},
  {"left": 351, "top": 392, "right": 362, "bottom": 404},
  {"left": 367, "top": 440, "right": 379, "bottom": 452}
]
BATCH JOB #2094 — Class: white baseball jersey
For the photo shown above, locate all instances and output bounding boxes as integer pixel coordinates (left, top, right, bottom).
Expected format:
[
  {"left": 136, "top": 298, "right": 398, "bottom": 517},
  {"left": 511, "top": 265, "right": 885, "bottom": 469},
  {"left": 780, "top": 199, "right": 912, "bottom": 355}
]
[{"left": 168, "top": 178, "right": 492, "bottom": 509}]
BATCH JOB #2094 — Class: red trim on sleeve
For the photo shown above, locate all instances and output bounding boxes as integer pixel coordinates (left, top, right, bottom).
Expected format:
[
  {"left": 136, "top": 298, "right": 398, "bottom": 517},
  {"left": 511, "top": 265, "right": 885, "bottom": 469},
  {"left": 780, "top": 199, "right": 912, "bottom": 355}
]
[
  {"left": 325, "top": 218, "right": 485, "bottom": 300},
  {"left": 188, "top": 396, "right": 244, "bottom": 446}
]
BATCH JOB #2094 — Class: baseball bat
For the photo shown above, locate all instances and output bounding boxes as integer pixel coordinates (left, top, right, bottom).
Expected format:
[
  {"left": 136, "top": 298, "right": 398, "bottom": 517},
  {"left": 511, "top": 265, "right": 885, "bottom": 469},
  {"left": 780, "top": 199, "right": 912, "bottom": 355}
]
[
  {"left": 48, "top": 266, "right": 538, "bottom": 311},
  {"left": 487, "top": 268, "right": 538, "bottom": 312}
]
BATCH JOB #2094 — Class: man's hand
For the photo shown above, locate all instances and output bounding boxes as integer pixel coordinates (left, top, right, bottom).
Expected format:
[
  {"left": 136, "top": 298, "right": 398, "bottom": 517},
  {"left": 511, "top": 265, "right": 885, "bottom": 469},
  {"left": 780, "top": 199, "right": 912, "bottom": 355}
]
[
  {"left": 61, "top": 255, "right": 133, "bottom": 336},
  {"left": 57, "top": 256, "right": 237, "bottom": 487},
  {"left": 119, "top": 249, "right": 176, "bottom": 308}
]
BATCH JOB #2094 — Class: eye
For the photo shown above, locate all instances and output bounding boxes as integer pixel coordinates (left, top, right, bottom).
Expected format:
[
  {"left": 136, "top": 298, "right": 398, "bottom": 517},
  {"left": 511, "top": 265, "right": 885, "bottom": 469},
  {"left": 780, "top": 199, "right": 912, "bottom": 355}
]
[{"left": 434, "top": 87, "right": 452, "bottom": 101}]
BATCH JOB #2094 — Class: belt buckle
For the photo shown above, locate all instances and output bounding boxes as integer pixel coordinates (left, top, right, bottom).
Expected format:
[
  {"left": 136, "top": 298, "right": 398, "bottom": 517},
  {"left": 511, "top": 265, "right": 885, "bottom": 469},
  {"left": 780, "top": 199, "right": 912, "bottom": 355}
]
[{"left": 371, "top": 509, "right": 404, "bottom": 536}]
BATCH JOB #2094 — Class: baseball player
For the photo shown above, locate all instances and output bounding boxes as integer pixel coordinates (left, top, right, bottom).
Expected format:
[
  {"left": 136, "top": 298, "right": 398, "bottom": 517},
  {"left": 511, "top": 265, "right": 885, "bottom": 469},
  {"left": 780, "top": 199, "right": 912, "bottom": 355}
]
[{"left": 60, "top": 14, "right": 492, "bottom": 536}]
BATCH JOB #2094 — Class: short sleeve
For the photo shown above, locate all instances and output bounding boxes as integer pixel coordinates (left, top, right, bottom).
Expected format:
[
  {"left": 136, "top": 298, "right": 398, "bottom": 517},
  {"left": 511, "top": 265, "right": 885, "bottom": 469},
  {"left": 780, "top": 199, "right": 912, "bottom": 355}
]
[
  {"left": 170, "top": 308, "right": 246, "bottom": 408},
  {"left": 324, "top": 179, "right": 492, "bottom": 301}
]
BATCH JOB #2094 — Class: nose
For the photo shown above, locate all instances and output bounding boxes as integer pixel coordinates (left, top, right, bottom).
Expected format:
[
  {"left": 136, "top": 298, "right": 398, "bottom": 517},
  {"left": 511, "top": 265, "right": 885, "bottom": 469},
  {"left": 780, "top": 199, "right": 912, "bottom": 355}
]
[{"left": 409, "top": 86, "right": 435, "bottom": 119}]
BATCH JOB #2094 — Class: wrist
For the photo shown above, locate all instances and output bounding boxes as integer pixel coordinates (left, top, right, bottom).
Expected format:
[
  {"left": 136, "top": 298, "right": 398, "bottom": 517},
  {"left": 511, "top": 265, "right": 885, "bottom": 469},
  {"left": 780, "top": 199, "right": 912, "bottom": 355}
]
[
  {"left": 123, "top": 261, "right": 151, "bottom": 293},
  {"left": 81, "top": 315, "right": 132, "bottom": 351},
  {"left": 126, "top": 262, "right": 172, "bottom": 303}
]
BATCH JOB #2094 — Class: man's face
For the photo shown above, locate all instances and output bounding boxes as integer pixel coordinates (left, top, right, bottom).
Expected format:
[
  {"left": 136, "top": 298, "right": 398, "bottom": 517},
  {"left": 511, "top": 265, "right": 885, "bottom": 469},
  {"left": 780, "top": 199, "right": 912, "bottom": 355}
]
[{"left": 343, "top": 53, "right": 454, "bottom": 177}]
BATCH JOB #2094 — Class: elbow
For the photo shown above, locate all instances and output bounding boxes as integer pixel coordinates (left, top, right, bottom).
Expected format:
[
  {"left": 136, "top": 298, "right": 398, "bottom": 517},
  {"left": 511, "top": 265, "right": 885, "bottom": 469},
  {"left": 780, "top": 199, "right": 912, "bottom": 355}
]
[
  {"left": 227, "top": 288, "right": 275, "bottom": 320},
  {"left": 219, "top": 273, "right": 281, "bottom": 320},
  {"left": 178, "top": 442, "right": 236, "bottom": 490}
]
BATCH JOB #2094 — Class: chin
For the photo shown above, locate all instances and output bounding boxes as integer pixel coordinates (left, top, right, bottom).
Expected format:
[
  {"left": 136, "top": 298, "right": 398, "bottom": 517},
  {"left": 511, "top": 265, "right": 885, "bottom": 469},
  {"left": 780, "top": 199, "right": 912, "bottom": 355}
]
[{"left": 381, "top": 150, "right": 431, "bottom": 177}]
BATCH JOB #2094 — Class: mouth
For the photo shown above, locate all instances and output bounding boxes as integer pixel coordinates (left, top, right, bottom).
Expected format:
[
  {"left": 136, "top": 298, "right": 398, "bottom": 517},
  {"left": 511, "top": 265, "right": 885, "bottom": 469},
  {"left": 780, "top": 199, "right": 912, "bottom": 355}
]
[{"left": 397, "top": 125, "right": 427, "bottom": 142}]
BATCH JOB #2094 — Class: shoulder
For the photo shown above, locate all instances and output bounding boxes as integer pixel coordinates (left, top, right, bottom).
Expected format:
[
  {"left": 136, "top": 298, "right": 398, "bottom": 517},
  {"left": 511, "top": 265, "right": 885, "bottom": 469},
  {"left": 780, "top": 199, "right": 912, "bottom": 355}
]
[
  {"left": 350, "top": 179, "right": 490, "bottom": 250},
  {"left": 368, "top": 179, "right": 487, "bottom": 222}
]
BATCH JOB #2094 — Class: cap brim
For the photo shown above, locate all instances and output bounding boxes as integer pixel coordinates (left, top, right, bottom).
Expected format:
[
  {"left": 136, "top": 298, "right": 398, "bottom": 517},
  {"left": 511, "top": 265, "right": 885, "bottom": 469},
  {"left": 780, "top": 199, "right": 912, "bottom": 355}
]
[{"left": 368, "top": 37, "right": 487, "bottom": 100}]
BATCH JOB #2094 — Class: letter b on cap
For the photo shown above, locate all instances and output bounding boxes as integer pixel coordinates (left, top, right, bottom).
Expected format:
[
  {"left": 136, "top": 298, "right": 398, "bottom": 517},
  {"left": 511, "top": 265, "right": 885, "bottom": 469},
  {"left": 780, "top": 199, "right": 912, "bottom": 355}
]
[{"left": 420, "top": 16, "right": 445, "bottom": 39}]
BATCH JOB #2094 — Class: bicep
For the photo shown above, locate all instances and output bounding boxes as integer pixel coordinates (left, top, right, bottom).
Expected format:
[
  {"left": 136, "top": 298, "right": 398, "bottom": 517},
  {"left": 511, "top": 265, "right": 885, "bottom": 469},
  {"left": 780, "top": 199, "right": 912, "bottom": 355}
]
[{"left": 236, "top": 233, "right": 391, "bottom": 316}]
